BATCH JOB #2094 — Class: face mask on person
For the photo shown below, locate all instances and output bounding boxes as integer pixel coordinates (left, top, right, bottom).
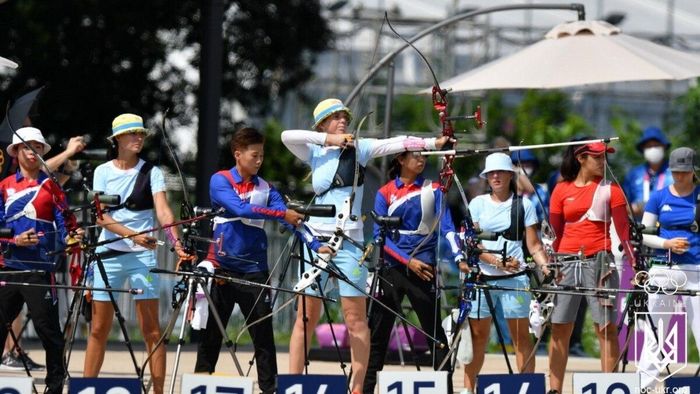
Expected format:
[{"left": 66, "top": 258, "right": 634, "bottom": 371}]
[
  {"left": 522, "top": 165, "right": 535, "bottom": 177},
  {"left": 643, "top": 146, "right": 665, "bottom": 164}
]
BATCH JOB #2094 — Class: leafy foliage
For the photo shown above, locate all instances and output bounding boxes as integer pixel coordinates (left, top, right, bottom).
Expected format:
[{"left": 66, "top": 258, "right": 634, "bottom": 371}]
[
  {"left": 674, "top": 79, "right": 700, "bottom": 148},
  {"left": 486, "top": 90, "right": 593, "bottom": 183},
  {"left": 0, "top": 0, "right": 331, "bottom": 175}
]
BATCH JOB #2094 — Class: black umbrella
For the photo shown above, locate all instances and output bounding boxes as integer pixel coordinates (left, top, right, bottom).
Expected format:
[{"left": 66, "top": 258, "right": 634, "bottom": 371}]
[
  {"left": 0, "top": 86, "right": 45, "bottom": 177},
  {"left": 0, "top": 86, "right": 44, "bottom": 143}
]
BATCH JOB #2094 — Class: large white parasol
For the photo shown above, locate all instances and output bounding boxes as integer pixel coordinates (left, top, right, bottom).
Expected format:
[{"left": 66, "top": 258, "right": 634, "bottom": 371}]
[
  {"left": 429, "top": 20, "right": 700, "bottom": 92},
  {"left": 0, "top": 56, "right": 18, "bottom": 69}
]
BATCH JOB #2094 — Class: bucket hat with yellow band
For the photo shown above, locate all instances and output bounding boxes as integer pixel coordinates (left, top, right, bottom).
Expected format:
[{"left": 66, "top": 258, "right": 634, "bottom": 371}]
[
  {"left": 109, "top": 113, "right": 153, "bottom": 140},
  {"left": 312, "top": 99, "right": 352, "bottom": 130}
]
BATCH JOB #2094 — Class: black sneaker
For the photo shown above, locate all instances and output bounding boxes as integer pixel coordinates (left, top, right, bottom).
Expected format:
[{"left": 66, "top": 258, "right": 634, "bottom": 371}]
[
  {"left": 18, "top": 351, "right": 44, "bottom": 371},
  {"left": 0, "top": 352, "right": 26, "bottom": 370}
]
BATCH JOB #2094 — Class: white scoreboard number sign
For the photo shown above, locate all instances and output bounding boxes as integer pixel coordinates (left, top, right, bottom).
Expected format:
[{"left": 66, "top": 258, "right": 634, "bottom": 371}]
[
  {"left": 180, "top": 374, "right": 253, "bottom": 394},
  {"left": 476, "top": 373, "right": 546, "bottom": 394},
  {"left": 0, "top": 377, "right": 33, "bottom": 394},
  {"left": 68, "top": 378, "right": 141, "bottom": 394},
  {"left": 573, "top": 373, "right": 640, "bottom": 394},
  {"left": 277, "top": 375, "right": 346, "bottom": 394},
  {"left": 377, "top": 371, "right": 448, "bottom": 394}
]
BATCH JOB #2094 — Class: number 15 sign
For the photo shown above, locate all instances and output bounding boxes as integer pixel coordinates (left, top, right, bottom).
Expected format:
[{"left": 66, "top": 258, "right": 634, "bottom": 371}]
[{"left": 377, "top": 371, "right": 448, "bottom": 394}]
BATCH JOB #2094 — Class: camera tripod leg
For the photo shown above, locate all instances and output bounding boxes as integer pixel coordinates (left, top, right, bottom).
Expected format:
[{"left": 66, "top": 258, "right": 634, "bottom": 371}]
[
  {"left": 0, "top": 306, "right": 38, "bottom": 394},
  {"left": 90, "top": 252, "right": 147, "bottom": 393},
  {"left": 243, "top": 234, "right": 305, "bottom": 376},
  {"left": 199, "top": 279, "right": 245, "bottom": 376},
  {"left": 317, "top": 284, "right": 351, "bottom": 393},
  {"left": 141, "top": 283, "right": 188, "bottom": 385},
  {"left": 167, "top": 276, "right": 197, "bottom": 394}
]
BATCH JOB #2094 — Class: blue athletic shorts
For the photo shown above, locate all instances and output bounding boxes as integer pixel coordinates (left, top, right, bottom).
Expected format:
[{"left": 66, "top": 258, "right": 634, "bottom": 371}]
[
  {"left": 91, "top": 248, "right": 160, "bottom": 301},
  {"left": 468, "top": 274, "right": 531, "bottom": 319},
  {"left": 302, "top": 241, "right": 368, "bottom": 297}
]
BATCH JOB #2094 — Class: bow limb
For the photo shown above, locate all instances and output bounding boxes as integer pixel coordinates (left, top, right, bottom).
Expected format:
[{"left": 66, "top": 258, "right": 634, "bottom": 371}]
[
  {"left": 385, "top": 13, "right": 469, "bottom": 264},
  {"left": 234, "top": 297, "right": 296, "bottom": 348},
  {"left": 602, "top": 158, "right": 647, "bottom": 270},
  {"left": 159, "top": 110, "right": 199, "bottom": 261},
  {"left": 234, "top": 284, "right": 339, "bottom": 349},
  {"left": 160, "top": 110, "right": 193, "bottom": 213}
]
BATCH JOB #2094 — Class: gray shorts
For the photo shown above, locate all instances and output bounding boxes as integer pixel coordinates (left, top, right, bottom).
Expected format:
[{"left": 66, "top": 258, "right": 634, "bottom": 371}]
[{"left": 551, "top": 252, "right": 619, "bottom": 327}]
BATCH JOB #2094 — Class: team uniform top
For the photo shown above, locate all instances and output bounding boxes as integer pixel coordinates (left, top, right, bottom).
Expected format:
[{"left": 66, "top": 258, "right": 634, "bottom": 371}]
[
  {"left": 549, "top": 178, "right": 627, "bottom": 255},
  {"left": 468, "top": 193, "right": 538, "bottom": 276},
  {"left": 374, "top": 176, "right": 462, "bottom": 268},
  {"left": 208, "top": 167, "right": 321, "bottom": 273},
  {"left": 644, "top": 185, "right": 700, "bottom": 264},
  {"left": 0, "top": 171, "right": 69, "bottom": 271}
]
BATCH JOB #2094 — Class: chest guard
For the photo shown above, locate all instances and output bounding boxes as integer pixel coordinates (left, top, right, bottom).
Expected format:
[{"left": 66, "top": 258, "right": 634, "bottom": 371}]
[
  {"left": 499, "top": 194, "right": 525, "bottom": 241},
  {"left": 576, "top": 180, "right": 611, "bottom": 223},
  {"left": 395, "top": 179, "right": 436, "bottom": 236},
  {"left": 114, "top": 162, "right": 155, "bottom": 212},
  {"left": 321, "top": 147, "right": 365, "bottom": 195}
]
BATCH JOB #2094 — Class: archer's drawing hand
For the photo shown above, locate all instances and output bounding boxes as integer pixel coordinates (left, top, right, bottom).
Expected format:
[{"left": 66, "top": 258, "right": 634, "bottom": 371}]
[
  {"left": 665, "top": 237, "right": 689, "bottom": 254},
  {"left": 325, "top": 133, "right": 354, "bottom": 148},
  {"left": 65, "top": 136, "right": 87, "bottom": 156}
]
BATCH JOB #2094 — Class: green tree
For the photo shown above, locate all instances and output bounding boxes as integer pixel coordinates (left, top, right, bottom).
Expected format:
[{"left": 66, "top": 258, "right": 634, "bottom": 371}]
[
  {"left": 672, "top": 79, "right": 700, "bottom": 149},
  {"left": 608, "top": 107, "right": 643, "bottom": 178},
  {"left": 488, "top": 90, "right": 593, "bottom": 183},
  {"left": 0, "top": 0, "right": 331, "bottom": 178}
]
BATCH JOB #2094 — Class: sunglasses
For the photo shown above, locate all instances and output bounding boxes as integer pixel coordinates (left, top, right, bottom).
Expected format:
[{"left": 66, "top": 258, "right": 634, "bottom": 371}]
[{"left": 121, "top": 130, "right": 148, "bottom": 137}]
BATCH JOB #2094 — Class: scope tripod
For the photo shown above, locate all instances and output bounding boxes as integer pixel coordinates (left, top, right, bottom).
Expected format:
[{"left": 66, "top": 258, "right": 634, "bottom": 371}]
[
  {"left": 366, "top": 216, "right": 425, "bottom": 371},
  {"left": 60, "top": 191, "right": 149, "bottom": 392}
]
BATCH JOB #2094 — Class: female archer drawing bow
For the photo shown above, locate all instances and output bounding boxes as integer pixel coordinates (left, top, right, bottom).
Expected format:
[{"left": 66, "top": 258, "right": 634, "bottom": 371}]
[{"left": 282, "top": 98, "right": 450, "bottom": 393}]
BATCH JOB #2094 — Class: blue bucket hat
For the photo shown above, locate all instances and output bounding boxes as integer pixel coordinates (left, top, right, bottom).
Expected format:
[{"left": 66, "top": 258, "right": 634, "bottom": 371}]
[
  {"left": 510, "top": 149, "right": 539, "bottom": 166},
  {"left": 636, "top": 126, "right": 670, "bottom": 152}
]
